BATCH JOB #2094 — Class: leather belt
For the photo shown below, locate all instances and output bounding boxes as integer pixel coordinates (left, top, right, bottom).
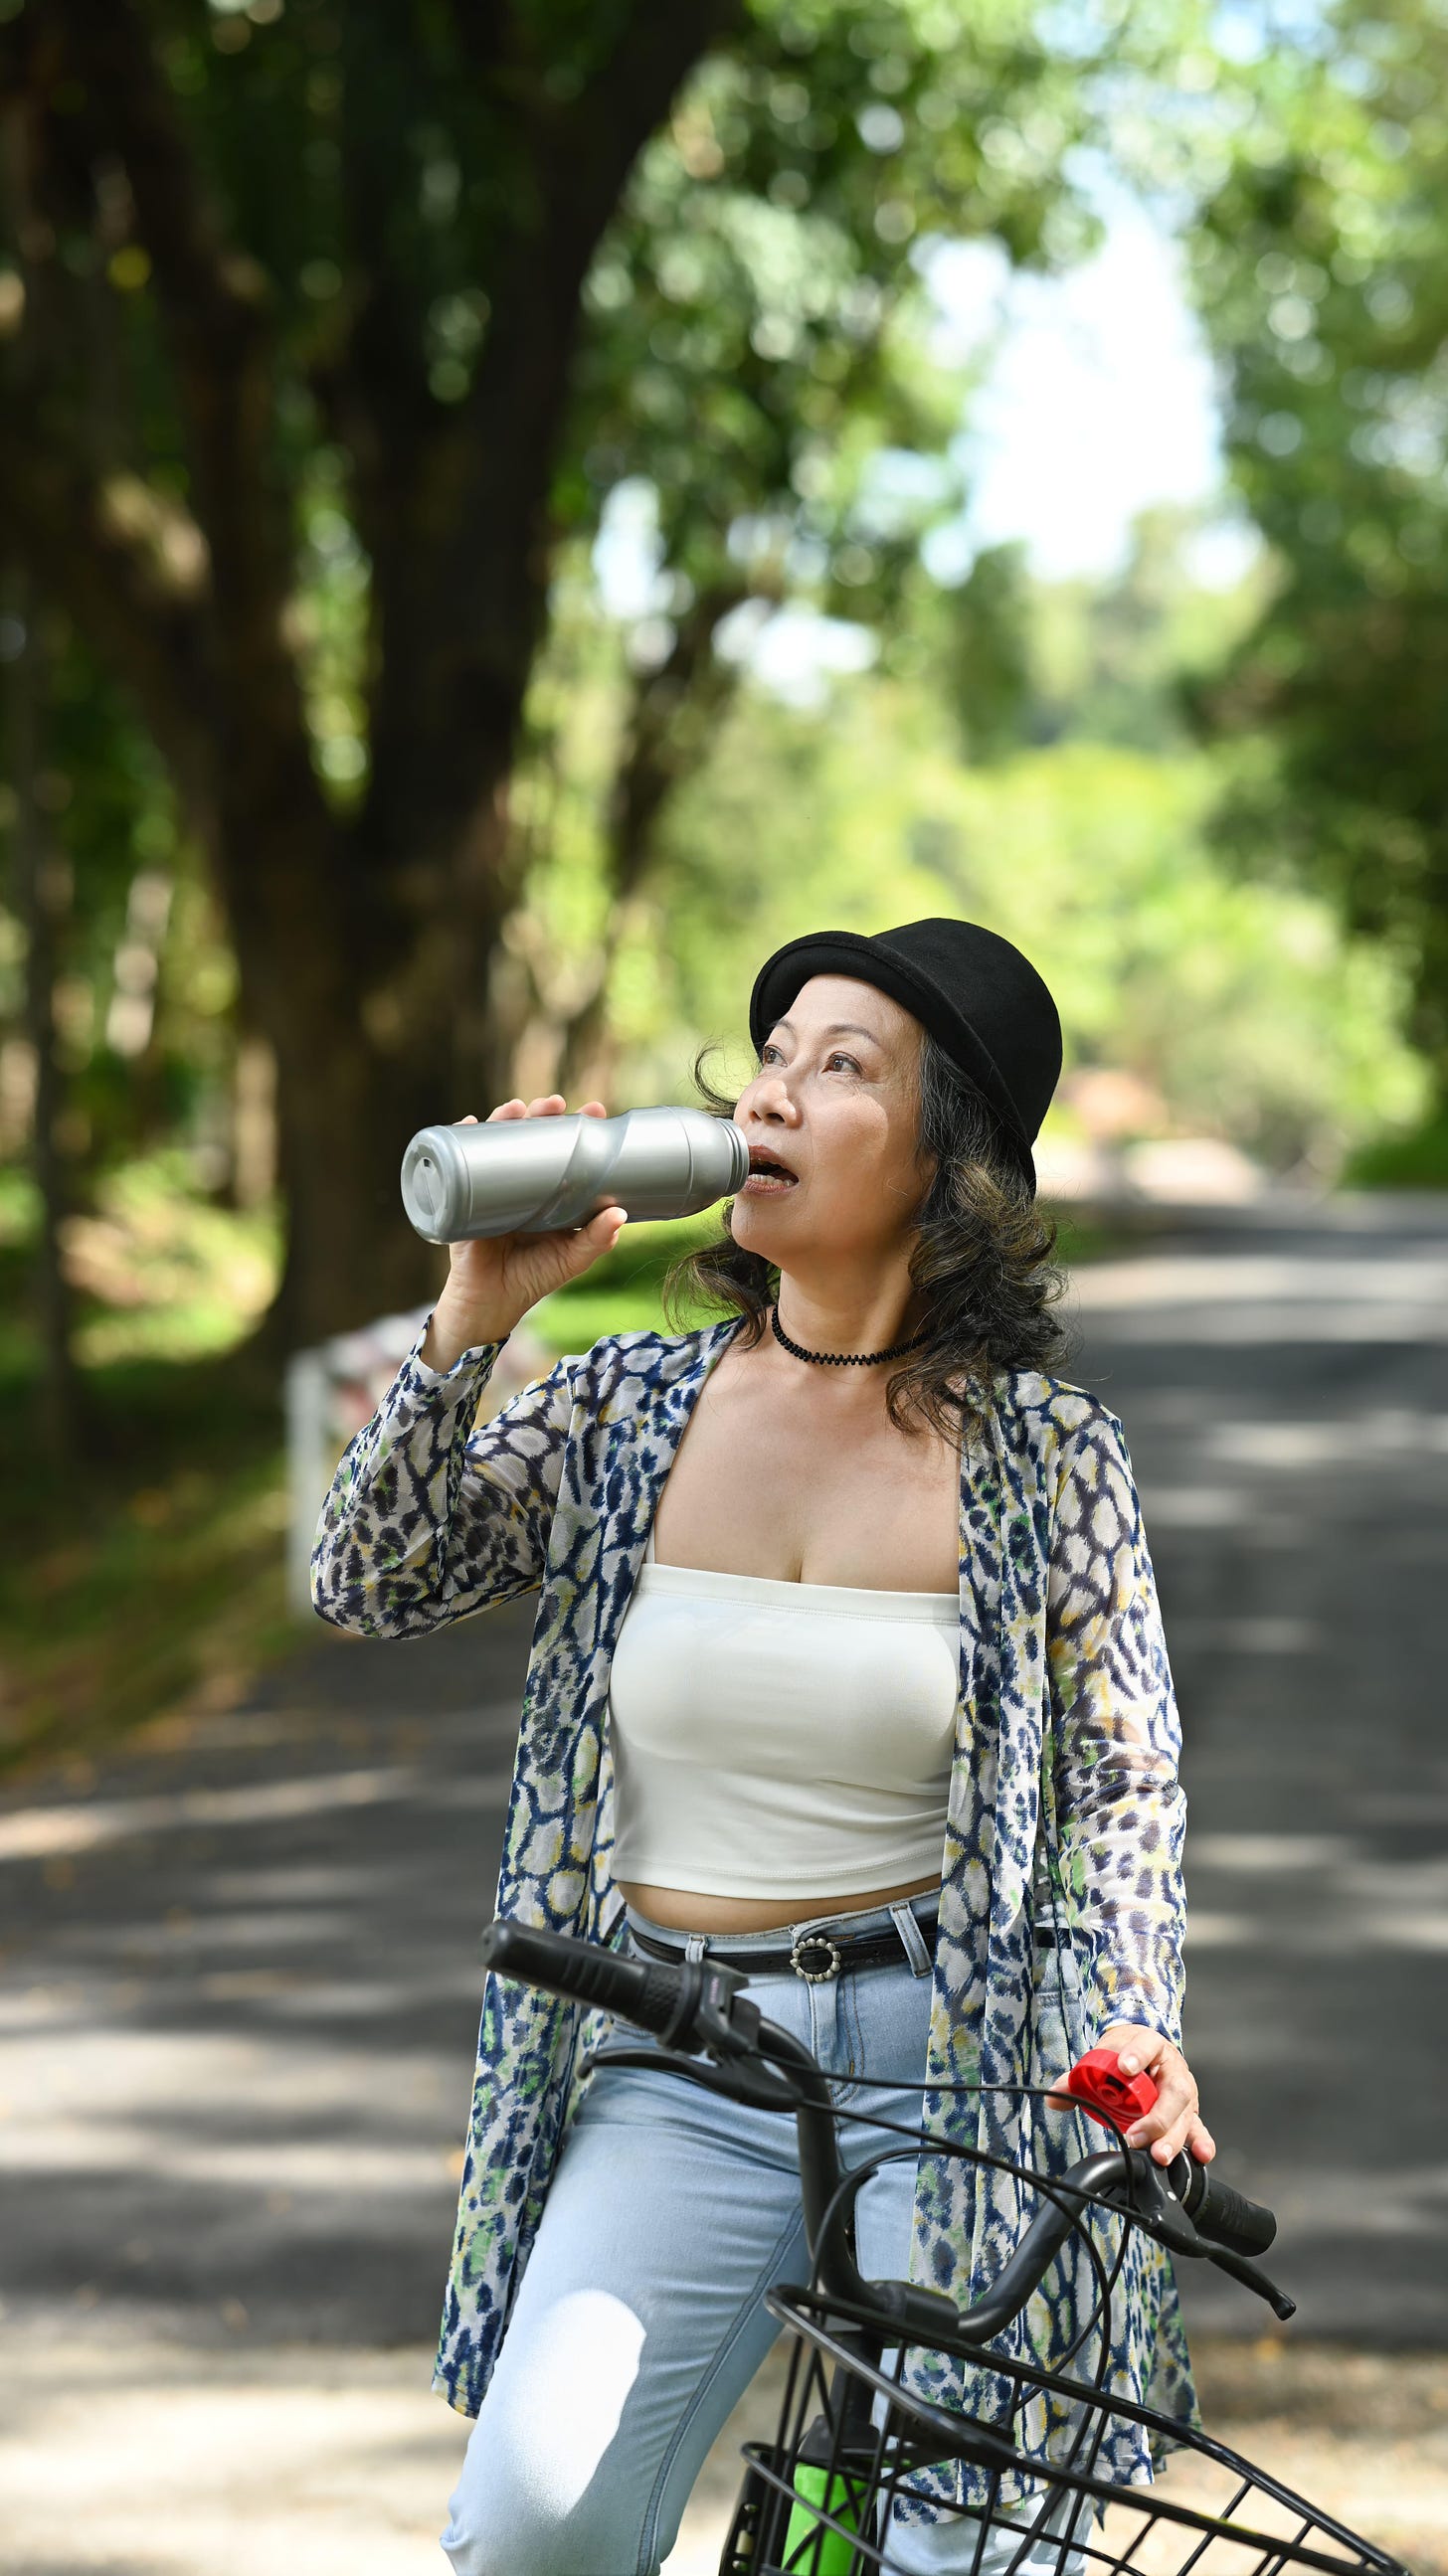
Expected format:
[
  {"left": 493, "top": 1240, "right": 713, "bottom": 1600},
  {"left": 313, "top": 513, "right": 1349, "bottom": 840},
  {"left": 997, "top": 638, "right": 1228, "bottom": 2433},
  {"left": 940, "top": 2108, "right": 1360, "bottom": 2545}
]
[
  {"left": 629, "top": 1915, "right": 1068, "bottom": 1981},
  {"left": 630, "top": 1912, "right": 942, "bottom": 1982}
]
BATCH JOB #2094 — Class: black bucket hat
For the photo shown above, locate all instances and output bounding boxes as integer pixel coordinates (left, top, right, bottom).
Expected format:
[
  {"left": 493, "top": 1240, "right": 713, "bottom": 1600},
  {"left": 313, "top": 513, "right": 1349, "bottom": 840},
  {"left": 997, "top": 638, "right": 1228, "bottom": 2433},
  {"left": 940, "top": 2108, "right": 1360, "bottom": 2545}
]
[{"left": 748, "top": 918, "right": 1061, "bottom": 1192}]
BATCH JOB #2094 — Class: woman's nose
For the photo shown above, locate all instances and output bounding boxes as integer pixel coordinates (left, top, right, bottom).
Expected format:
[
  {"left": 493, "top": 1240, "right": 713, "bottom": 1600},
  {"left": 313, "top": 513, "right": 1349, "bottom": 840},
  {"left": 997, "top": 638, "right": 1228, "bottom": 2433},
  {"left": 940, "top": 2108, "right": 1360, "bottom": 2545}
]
[{"left": 745, "top": 1071, "right": 799, "bottom": 1121}]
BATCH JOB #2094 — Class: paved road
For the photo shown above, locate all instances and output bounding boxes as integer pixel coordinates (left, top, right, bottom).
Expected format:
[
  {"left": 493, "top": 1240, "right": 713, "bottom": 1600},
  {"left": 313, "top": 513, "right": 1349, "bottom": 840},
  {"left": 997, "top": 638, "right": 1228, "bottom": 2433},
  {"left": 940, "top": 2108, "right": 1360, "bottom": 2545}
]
[
  {"left": 1067, "top": 1193, "right": 1448, "bottom": 2342},
  {"left": 2, "top": 1188, "right": 1444, "bottom": 2409}
]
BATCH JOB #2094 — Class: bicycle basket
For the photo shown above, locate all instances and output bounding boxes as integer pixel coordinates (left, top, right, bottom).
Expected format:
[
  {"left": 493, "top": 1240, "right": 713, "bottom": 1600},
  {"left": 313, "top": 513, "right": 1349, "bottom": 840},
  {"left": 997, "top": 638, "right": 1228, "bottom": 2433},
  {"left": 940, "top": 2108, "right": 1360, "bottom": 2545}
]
[{"left": 720, "top": 2282, "right": 1408, "bottom": 2576}]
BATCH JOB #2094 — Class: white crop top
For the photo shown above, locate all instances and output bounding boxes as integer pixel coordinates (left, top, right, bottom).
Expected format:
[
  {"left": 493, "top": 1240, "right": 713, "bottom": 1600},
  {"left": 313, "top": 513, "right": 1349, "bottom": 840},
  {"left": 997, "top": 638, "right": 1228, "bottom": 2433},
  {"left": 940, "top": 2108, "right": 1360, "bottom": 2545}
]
[{"left": 608, "top": 1524, "right": 960, "bottom": 1899}]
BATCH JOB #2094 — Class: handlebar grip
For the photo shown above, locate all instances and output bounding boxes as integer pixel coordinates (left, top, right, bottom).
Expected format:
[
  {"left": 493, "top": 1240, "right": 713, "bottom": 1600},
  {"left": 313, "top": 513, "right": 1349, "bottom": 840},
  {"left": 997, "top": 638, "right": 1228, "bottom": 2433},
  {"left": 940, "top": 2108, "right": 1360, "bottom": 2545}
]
[
  {"left": 1182, "top": 2165, "right": 1277, "bottom": 2258},
  {"left": 480, "top": 1919, "right": 687, "bottom": 2041}
]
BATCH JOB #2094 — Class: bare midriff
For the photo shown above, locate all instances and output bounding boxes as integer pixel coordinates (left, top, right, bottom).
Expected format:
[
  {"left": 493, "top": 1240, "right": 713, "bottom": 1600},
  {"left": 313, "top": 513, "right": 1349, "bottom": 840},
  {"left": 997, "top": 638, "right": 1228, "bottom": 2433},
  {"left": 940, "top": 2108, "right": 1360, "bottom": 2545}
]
[{"left": 617, "top": 1871, "right": 942, "bottom": 1935}]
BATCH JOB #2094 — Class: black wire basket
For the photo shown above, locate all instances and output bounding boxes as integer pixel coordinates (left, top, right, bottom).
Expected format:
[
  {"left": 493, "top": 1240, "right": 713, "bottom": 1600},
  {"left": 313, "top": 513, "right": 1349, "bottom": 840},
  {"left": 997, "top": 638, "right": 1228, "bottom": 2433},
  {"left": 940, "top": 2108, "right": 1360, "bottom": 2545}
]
[{"left": 721, "top": 2276, "right": 1408, "bottom": 2576}]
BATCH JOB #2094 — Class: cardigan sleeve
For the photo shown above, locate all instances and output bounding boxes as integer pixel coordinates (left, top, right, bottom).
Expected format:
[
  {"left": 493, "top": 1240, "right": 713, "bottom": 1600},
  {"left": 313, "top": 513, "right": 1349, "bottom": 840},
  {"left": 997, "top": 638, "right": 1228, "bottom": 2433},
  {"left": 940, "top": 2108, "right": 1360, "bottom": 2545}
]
[
  {"left": 309, "top": 1316, "right": 576, "bottom": 1638},
  {"left": 1045, "top": 1407, "right": 1187, "bottom": 2048}
]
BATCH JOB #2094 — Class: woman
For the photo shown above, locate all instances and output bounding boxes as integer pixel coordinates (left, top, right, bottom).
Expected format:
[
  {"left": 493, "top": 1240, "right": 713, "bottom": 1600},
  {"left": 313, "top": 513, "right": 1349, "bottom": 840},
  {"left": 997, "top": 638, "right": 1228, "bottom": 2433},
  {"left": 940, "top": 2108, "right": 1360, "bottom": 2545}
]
[{"left": 312, "top": 918, "right": 1211, "bottom": 2576}]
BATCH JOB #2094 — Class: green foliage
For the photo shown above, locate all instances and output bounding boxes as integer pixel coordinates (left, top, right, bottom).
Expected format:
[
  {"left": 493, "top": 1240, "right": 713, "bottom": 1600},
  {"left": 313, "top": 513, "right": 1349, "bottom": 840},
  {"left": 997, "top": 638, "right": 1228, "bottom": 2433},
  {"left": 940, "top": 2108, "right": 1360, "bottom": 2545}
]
[
  {"left": 1344, "top": 1110, "right": 1448, "bottom": 1191},
  {"left": 0, "top": 0, "right": 1107, "bottom": 782},
  {"left": 1181, "top": 0, "right": 1448, "bottom": 1090},
  {"left": 0, "top": 1359, "right": 288, "bottom": 1776},
  {"left": 0, "top": 1143, "right": 285, "bottom": 1769},
  {"left": 503, "top": 492, "right": 1429, "bottom": 1184},
  {"left": 602, "top": 630, "right": 1427, "bottom": 1175},
  {"left": 0, "top": 0, "right": 1117, "bottom": 1261},
  {"left": 569, "top": 1, "right": 1101, "bottom": 629},
  {"left": 6, "top": 0, "right": 1446, "bottom": 1780},
  {"left": 903, "top": 507, "right": 1275, "bottom": 762},
  {"left": 925, "top": 541, "right": 1035, "bottom": 762},
  {"left": 0, "top": 621, "right": 238, "bottom": 1187},
  {"left": 0, "top": 1147, "right": 278, "bottom": 1382}
]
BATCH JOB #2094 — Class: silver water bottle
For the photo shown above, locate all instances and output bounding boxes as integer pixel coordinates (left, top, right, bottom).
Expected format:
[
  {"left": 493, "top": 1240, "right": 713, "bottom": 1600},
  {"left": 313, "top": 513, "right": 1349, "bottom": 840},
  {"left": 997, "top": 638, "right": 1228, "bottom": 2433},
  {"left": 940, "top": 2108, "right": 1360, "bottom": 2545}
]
[{"left": 400, "top": 1106, "right": 750, "bottom": 1244}]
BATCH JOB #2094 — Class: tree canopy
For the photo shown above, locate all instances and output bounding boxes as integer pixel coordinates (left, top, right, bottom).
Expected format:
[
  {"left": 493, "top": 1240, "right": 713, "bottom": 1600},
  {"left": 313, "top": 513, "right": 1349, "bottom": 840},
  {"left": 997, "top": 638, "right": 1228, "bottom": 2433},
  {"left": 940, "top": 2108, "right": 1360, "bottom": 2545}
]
[
  {"left": 2, "top": 0, "right": 1445, "bottom": 1428},
  {"left": 1183, "top": 0, "right": 1448, "bottom": 1097},
  {"left": 0, "top": 0, "right": 1105, "bottom": 1346}
]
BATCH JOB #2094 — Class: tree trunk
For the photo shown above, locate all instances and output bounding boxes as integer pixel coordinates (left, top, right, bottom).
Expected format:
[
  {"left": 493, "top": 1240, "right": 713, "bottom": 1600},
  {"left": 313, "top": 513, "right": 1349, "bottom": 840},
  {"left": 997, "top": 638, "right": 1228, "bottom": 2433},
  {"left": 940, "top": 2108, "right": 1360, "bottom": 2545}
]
[
  {"left": 6, "top": 567, "right": 83, "bottom": 1461},
  {"left": 240, "top": 819, "right": 533, "bottom": 1355},
  {"left": 229, "top": 913, "right": 447, "bottom": 1356},
  {"left": 230, "top": 1029, "right": 277, "bottom": 1213},
  {"left": 3, "top": 0, "right": 750, "bottom": 1360},
  {"left": 262, "top": 1034, "right": 452, "bottom": 1356},
  {"left": 232, "top": 731, "right": 533, "bottom": 1356}
]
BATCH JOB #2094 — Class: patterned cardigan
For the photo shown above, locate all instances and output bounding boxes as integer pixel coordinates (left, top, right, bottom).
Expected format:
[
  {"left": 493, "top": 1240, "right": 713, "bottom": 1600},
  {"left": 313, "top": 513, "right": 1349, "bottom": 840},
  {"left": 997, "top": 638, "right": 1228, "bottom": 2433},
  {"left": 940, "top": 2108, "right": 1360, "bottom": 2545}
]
[{"left": 311, "top": 1312, "right": 1198, "bottom": 2507}]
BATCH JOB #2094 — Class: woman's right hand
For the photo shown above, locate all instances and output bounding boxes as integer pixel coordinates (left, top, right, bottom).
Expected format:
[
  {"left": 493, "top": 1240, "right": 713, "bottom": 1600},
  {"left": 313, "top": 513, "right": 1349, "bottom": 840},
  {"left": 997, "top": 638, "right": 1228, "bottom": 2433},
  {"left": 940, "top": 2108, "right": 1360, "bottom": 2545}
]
[{"left": 422, "top": 1096, "right": 627, "bottom": 1369}]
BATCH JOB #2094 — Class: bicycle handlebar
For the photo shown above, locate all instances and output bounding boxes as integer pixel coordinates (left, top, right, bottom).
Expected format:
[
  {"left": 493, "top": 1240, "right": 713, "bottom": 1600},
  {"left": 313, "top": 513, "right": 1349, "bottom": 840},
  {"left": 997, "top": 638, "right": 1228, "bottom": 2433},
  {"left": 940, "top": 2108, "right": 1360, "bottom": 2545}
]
[
  {"left": 1068, "top": 2045, "right": 1277, "bottom": 2260},
  {"left": 480, "top": 1917, "right": 763, "bottom": 2058},
  {"left": 479, "top": 1917, "right": 1287, "bottom": 2330}
]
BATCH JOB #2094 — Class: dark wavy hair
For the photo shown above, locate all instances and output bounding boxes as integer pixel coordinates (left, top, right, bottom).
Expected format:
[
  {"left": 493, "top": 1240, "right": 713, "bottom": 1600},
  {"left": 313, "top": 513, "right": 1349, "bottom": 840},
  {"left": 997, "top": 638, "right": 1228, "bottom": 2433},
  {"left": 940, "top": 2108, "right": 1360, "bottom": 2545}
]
[{"left": 662, "top": 1029, "right": 1070, "bottom": 1444}]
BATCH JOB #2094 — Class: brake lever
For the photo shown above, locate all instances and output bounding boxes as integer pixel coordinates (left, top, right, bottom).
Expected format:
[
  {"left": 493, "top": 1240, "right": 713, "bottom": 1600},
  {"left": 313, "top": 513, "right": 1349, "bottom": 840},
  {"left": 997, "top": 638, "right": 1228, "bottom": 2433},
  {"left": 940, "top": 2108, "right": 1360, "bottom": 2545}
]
[
  {"left": 580, "top": 2042, "right": 804, "bottom": 2116},
  {"left": 1091, "top": 2152, "right": 1297, "bottom": 2321},
  {"left": 1096, "top": 2149, "right": 1204, "bottom": 2259},
  {"left": 1202, "top": 2243, "right": 1297, "bottom": 2322}
]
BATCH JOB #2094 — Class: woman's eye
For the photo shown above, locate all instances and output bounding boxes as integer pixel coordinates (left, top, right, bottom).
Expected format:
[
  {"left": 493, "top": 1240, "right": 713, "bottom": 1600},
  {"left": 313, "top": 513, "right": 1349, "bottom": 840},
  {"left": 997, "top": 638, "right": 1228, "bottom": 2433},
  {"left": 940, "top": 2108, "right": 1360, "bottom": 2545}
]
[{"left": 759, "top": 1044, "right": 859, "bottom": 1073}]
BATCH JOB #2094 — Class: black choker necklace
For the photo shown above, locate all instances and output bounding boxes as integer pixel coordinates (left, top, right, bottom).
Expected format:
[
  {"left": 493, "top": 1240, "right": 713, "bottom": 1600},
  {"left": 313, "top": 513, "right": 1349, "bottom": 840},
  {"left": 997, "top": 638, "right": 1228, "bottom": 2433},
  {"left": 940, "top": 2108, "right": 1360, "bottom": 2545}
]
[{"left": 770, "top": 1302, "right": 929, "bottom": 1368}]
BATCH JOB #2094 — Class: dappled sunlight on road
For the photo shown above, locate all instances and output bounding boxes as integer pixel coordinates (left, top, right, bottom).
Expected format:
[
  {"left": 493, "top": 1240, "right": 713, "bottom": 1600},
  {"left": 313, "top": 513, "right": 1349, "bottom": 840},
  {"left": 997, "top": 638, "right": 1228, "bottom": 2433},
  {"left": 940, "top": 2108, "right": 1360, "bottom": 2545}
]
[
  {"left": 1070, "top": 1217, "right": 1448, "bottom": 1343},
  {"left": 1061, "top": 1200, "right": 1448, "bottom": 2348},
  {"left": 0, "top": 2329, "right": 470, "bottom": 2576},
  {"left": 0, "top": 1758, "right": 514, "bottom": 1862},
  {"left": 1, "top": 1200, "right": 1445, "bottom": 2565}
]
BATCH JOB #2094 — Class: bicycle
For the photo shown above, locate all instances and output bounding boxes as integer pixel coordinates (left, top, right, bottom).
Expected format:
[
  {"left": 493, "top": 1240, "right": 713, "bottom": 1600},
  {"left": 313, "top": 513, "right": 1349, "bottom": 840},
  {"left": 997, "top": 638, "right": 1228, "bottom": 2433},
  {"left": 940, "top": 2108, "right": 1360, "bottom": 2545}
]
[{"left": 480, "top": 1920, "right": 1409, "bottom": 2576}]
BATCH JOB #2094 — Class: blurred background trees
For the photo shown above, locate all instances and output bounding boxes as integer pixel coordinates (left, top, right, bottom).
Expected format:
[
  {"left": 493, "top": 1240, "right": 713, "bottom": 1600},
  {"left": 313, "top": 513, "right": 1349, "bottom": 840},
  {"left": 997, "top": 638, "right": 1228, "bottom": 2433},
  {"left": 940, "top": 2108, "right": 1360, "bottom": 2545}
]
[
  {"left": 0, "top": 0, "right": 1445, "bottom": 1751},
  {"left": 0, "top": 0, "right": 1099, "bottom": 1355},
  {"left": 1182, "top": 0, "right": 1448, "bottom": 1164}
]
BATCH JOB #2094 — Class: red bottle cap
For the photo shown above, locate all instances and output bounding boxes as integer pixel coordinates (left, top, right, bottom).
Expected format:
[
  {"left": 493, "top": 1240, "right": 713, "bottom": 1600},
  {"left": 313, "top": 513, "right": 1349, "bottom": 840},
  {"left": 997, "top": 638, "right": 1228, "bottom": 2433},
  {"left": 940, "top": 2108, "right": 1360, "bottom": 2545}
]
[{"left": 1066, "top": 2047, "right": 1159, "bottom": 2130}]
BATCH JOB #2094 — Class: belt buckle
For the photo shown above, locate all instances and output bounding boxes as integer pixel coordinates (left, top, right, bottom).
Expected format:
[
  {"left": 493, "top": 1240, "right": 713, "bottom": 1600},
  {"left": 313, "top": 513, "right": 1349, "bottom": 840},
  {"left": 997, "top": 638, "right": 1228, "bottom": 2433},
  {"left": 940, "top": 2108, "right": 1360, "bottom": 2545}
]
[{"left": 791, "top": 1931, "right": 842, "bottom": 1983}]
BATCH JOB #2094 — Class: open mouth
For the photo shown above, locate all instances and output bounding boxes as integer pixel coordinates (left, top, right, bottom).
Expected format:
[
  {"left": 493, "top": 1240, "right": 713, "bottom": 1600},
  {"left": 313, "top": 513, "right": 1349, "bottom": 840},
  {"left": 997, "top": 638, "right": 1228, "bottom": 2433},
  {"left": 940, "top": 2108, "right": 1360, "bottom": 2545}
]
[{"left": 744, "top": 1149, "right": 799, "bottom": 1190}]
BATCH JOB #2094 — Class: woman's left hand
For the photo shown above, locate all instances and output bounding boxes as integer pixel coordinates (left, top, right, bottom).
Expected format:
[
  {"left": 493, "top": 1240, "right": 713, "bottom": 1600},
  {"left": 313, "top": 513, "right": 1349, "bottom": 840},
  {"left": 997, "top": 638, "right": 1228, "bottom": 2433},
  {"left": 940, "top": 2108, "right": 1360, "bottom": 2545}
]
[{"left": 1091, "top": 2024, "right": 1215, "bottom": 2166}]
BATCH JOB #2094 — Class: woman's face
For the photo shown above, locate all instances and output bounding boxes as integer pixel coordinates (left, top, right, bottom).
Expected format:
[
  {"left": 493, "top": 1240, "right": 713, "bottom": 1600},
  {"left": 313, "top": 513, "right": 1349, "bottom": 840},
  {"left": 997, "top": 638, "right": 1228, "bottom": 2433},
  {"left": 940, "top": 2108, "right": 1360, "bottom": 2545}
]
[{"left": 730, "top": 973, "right": 932, "bottom": 1266}]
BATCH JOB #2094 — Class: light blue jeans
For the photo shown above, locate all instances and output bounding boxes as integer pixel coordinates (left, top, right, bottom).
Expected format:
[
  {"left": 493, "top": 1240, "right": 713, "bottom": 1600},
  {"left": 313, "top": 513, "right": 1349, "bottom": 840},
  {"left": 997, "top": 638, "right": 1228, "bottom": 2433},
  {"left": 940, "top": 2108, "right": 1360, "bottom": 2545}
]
[{"left": 442, "top": 1896, "right": 1095, "bottom": 2576}]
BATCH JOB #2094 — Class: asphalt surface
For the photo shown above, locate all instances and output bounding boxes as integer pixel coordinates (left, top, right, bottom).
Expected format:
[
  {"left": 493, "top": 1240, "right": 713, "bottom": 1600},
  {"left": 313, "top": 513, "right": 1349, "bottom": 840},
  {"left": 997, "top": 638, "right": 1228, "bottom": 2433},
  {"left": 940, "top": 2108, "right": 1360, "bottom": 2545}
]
[
  {"left": 1067, "top": 1194, "right": 1448, "bottom": 2344},
  {"left": 2, "top": 1189, "right": 1444, "bottom": 2398}
]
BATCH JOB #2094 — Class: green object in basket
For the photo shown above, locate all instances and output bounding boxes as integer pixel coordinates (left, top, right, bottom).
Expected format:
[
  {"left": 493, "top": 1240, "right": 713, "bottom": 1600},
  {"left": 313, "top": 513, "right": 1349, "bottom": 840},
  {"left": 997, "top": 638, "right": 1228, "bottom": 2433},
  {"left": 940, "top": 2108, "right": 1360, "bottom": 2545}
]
[{"left": 783, "top": 2458, "right": 869, "bottom": 2572}]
